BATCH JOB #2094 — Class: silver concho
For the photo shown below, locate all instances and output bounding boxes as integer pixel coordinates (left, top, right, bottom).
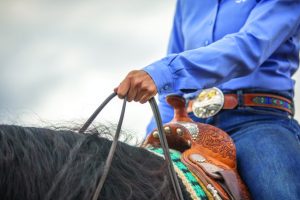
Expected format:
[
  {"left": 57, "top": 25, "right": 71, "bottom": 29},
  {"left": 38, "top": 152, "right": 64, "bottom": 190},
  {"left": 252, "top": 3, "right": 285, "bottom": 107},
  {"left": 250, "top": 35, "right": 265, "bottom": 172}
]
[
  {"left": 192, "top": 87, "right": 224, "bottom": 118},
  {"left": 174, "top": 122, "right": 199, "bottom": 140}
]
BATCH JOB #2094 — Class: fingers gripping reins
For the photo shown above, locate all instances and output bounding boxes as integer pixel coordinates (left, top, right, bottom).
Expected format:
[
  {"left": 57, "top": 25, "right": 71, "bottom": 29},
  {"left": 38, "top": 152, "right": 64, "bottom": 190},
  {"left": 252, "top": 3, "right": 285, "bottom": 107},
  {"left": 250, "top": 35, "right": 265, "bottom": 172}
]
[{"left": 79, "top": 92, "right": 184, "bottom": 200}]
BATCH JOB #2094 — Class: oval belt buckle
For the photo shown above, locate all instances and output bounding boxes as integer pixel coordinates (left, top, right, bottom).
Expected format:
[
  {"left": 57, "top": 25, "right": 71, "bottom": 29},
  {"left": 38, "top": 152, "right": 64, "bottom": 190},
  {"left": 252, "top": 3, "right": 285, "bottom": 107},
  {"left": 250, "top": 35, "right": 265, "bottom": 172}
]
[{"left": 192, "top": 87, "right": 224, "bottom": 118}]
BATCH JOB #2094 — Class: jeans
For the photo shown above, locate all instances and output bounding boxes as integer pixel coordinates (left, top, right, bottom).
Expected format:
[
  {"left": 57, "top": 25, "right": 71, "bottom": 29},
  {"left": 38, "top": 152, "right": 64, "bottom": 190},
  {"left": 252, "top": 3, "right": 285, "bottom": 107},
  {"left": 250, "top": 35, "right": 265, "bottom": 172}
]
[{"left": 189, "top": 104, "right": 300, "bottom": 200}]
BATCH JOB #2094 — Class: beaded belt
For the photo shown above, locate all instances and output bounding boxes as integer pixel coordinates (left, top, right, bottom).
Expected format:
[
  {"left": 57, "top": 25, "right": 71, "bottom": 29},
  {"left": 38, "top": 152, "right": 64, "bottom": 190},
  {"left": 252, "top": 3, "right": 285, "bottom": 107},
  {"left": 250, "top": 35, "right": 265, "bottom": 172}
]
[{"left": 187, "top": 88, "right": 294, "bottom": 118}]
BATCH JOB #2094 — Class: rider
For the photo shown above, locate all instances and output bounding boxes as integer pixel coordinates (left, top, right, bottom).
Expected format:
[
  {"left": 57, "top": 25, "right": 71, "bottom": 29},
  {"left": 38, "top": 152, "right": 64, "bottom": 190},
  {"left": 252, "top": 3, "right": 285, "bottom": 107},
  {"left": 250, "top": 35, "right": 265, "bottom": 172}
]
[{"left": 115, "top": 0, "right": 300, "bottom": 199}]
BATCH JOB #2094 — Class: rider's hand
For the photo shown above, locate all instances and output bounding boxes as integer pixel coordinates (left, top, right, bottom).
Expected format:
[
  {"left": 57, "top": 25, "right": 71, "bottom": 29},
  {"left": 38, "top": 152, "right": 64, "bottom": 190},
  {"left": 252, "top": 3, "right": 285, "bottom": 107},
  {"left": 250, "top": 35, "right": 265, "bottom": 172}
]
[{"left": 114, "top": 70, "right": 157, "bottom": 104}]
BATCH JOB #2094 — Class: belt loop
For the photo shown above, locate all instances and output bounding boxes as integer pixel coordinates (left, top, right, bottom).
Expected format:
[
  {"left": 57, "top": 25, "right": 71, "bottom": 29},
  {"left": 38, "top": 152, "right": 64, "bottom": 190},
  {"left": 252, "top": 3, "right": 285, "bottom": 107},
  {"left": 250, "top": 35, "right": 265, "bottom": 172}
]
[{"left": 237, "top": 90, "right": 244, "bottom": 107}]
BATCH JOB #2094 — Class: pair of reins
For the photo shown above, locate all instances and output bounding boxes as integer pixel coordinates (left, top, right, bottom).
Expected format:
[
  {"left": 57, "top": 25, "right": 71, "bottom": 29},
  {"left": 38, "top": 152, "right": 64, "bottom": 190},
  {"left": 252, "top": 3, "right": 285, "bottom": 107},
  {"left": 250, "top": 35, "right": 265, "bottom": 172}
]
[{"left": 79, "top": 92, "right": 184, "bottom": 200}]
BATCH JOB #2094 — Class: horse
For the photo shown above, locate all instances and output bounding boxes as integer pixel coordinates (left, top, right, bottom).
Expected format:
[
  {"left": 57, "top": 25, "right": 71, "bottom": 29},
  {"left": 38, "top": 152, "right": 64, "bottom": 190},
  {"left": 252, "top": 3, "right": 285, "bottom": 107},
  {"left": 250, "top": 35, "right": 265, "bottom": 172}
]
[
  {"left": 0, "top": 94, "right": 251, "bottom": 200},
  {"left": 0, "top": 124, "right": 198, "bottom": 200}
]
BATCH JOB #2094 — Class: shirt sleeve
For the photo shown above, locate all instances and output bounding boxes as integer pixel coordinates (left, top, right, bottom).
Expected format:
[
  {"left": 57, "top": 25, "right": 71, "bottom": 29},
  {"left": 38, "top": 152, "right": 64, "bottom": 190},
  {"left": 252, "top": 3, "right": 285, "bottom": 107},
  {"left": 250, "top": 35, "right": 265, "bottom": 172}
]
[
  {"left": 145, "top": 0, "right": 185, "bottom": 134},
  {"left": 143, "top": 0, "right": 300, "bottom": 95}
]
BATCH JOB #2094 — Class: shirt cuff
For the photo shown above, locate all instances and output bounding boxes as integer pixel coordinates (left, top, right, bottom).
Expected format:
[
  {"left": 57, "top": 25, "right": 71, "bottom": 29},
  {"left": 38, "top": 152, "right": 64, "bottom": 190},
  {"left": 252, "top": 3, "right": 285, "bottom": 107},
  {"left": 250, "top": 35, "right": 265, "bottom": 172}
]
[{"left": 143, "top": 56, "right": 176, "bottom": 95}]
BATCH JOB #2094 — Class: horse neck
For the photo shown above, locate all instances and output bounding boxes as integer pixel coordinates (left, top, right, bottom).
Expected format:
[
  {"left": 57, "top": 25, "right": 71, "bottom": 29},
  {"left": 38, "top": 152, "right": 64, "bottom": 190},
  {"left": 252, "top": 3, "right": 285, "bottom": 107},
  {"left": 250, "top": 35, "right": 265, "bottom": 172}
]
[{"left": 0, "top": 125, "right": 190, "bottom": 200}]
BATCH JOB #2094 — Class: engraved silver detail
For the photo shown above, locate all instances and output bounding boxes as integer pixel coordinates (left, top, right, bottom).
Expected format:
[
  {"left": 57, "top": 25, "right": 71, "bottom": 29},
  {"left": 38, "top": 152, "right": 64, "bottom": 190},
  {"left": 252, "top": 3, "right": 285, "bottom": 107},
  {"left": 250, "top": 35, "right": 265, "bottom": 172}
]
[
  {"left": 192, "top": 87, "right": 224, "bottom": 118},
  {"left": 173, "top": 122, "right": 199, "bottom": 140},
  {"left": 190, "top": 154, "right": 206, "bottom": 163}
]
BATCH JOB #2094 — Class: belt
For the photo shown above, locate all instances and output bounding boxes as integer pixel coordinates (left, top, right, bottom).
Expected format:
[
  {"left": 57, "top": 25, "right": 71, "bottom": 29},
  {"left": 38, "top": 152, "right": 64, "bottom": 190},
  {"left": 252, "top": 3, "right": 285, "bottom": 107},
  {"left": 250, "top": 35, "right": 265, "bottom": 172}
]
[{"left": 187, "top": 93, "right": 294, "bottom": 116}]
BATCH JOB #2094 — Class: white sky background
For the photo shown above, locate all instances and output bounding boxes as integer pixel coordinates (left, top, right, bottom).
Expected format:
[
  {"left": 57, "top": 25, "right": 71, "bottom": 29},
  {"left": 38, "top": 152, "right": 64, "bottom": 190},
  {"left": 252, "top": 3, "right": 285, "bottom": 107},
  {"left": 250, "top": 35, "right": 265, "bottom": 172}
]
[{"left": 0, "top": 0, "right": 299, "bottom": 142}]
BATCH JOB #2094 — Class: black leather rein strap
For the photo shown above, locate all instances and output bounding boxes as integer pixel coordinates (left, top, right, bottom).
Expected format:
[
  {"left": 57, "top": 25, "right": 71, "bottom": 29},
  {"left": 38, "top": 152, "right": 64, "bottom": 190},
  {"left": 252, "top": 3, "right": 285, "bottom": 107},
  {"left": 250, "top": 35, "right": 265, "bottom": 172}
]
[
  {"left": 79, "top": 93, "right": 126, "bottom": 200},
  {"left": 79, "top": 92, "right": 184, "bottom": 200},
  {"left": 78, "top": 92, "right": 117, "bottom": 134},
  {"left": 148, "top": 98, "right": 184, "bottom": 200}
]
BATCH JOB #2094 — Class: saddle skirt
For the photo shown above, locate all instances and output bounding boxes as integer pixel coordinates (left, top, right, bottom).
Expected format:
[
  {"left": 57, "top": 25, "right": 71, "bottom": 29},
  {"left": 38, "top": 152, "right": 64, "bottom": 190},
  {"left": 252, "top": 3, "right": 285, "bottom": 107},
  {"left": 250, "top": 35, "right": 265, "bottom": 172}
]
[{"left": 143, "top": 95, "right": 251, "bottom": 200}]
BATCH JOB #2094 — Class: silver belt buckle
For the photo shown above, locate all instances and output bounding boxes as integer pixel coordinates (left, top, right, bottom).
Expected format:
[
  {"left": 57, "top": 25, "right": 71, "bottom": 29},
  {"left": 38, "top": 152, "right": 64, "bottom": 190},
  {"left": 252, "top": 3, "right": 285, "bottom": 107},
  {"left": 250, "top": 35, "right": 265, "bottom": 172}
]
[{"left": 192, "top": 87, "right": 224, "bottom": 118}]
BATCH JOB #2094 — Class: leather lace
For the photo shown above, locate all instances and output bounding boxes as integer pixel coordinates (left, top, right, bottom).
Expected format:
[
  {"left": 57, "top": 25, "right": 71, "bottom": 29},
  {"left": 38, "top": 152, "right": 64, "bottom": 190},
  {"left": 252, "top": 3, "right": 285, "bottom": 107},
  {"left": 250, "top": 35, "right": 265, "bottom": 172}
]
[{"left": 79, "top": 92, "right": 184, "bottom": 200}]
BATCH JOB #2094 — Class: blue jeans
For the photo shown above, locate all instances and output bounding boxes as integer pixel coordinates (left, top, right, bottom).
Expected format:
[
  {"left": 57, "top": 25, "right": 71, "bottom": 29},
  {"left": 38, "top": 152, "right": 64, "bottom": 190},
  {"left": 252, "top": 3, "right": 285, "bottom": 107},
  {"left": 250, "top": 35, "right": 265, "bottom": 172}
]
[{"left": 189, "top": 104, "right": 300, "bottom": 199}]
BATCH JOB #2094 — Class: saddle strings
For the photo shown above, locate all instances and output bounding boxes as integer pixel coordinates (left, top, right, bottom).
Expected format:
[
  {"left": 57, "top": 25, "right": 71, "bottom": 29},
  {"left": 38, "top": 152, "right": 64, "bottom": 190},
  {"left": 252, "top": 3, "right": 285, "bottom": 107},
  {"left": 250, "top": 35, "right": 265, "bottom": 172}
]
[{"left": 79, "top": 92, "right": 184, "bottom": 200}]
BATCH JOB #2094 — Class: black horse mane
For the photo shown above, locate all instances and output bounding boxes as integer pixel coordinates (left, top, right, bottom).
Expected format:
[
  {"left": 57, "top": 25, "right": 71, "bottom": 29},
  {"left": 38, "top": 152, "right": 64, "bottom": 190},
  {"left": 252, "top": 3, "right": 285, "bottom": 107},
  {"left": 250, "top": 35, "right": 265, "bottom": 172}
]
[{"left": 0, "top": 125, "right": 191, "bottom": 200}]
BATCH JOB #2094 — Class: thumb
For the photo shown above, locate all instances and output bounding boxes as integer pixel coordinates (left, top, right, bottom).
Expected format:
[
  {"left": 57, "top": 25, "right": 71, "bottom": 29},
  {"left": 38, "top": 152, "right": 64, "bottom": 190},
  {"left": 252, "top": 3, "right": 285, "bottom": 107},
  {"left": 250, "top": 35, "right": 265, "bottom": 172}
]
[{"left": 113, "top": 87, "right": 118, "bottom": 93}]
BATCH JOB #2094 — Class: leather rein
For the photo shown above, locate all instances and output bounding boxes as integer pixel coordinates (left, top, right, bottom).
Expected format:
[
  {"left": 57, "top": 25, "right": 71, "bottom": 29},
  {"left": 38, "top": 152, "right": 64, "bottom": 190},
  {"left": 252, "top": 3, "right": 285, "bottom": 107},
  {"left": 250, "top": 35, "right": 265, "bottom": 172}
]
[{"left": 79, "top": 92, "right": 184, "bottom": 200}]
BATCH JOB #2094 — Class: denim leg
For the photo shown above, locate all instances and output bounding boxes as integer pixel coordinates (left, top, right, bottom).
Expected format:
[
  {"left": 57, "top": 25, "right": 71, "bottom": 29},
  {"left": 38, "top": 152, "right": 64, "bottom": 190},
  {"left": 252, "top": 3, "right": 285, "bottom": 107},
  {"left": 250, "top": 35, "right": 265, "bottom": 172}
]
[{"left": 231, "top": 121, "right": 300, "bottom": 200}]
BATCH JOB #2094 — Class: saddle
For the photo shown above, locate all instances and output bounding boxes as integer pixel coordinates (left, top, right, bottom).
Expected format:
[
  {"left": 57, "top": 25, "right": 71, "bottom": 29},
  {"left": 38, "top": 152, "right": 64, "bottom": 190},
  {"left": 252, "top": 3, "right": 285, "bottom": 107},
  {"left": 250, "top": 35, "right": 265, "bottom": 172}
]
[{"left": 143, "top": 95, "right": 251, "bottom": 200}]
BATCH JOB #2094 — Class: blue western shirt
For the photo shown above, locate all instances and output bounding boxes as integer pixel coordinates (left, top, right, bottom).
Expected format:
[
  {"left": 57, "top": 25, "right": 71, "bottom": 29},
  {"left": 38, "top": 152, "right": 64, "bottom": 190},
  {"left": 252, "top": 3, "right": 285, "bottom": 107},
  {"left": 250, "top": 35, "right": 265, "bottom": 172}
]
[{"left": 144, "top": 0, "right": 300, "bottom": 133}]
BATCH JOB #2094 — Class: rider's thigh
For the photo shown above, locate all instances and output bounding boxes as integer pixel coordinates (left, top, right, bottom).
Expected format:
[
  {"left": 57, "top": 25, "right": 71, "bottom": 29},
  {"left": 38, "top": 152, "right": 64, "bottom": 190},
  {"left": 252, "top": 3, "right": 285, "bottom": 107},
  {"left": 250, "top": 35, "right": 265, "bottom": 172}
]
[{"left": 232, "top": 122, "right": 300, "bottom": 200}]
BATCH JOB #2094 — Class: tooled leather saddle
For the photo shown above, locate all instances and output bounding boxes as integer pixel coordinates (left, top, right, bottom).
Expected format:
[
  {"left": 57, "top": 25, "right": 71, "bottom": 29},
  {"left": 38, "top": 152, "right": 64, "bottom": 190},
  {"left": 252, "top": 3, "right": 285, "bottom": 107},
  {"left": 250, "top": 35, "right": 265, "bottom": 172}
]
[{"left": 143, "top": 95, "right": 251, "bottom": 200}]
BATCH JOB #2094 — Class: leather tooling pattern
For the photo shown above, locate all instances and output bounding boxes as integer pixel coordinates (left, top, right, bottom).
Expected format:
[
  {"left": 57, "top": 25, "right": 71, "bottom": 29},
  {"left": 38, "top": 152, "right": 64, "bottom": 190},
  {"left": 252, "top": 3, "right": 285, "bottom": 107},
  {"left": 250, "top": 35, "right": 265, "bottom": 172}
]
[{"left": 195, "top": 124, "right": 235, "bottom": 160}]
